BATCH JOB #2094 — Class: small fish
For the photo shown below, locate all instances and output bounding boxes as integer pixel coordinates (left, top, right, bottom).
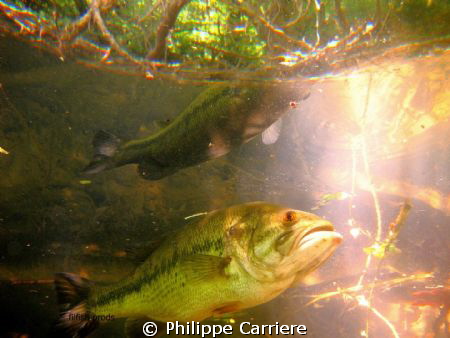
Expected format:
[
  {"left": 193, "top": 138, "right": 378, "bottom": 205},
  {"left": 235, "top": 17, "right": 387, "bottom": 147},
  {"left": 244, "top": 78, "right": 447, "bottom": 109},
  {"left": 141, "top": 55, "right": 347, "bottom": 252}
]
[
  {"left": 54, "top": 202, "right": 342, "bottom": 337},
  {"left": 83, "top": 83, "right": 310, "bottom": 180}
]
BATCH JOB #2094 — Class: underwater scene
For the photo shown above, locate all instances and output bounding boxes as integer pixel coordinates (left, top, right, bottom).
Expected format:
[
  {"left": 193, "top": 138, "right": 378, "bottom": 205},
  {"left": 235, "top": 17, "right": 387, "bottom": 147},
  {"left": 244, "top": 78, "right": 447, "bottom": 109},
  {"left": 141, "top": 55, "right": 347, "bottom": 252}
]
[{"left": 0, "top": 0, "right": 449, "bottom": 337}]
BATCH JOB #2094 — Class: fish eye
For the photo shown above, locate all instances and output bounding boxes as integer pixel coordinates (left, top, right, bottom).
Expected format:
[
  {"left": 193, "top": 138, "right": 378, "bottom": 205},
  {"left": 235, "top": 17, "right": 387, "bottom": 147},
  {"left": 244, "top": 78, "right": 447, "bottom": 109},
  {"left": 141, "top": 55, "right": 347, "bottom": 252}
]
[{"left": 283, "top": 211, "right": 297, "bottom": 224}]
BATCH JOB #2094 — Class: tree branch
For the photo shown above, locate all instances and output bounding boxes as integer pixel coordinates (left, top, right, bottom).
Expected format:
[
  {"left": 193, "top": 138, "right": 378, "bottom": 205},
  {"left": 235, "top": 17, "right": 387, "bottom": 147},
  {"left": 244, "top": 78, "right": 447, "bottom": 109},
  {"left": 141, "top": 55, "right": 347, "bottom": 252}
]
[
  {"left": 334, "top": 0, "right": 349, "bottom": 34},
  {"left": 146, "top": 0, "right": 191, "bottom": 60},
  {"left": 91, "top": 0, "right": 139, "bottom": 64},
  {"left": 139, "top": 0, "right": 163, "bottom": 23},
  {"left": 59, "top": 5, "right": 93, "bottom": 52},
  {"left": 232, "top": 0, "right": 313, "bottom": 52},
  {"left": 282, "top": 0, "right": 311, "bottom": 29}
]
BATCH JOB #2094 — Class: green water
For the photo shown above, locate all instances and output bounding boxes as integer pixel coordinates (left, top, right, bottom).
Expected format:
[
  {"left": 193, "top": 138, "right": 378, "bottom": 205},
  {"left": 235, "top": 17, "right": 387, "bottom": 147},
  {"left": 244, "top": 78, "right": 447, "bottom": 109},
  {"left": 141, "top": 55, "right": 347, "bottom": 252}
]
[{"left": 0, "top": 36, "right": 449, "bottom": 338}]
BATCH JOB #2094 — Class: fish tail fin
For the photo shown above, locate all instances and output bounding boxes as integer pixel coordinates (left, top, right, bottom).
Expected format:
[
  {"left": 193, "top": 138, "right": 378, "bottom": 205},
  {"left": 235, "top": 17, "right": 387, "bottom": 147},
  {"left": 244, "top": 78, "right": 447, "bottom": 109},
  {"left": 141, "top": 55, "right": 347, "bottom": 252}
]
[
  {"left": 82, "top": 130, "right": 120, "bottom": 175},
  {"left": 54, "top": 272, "right": 98, "bottom": 337}
]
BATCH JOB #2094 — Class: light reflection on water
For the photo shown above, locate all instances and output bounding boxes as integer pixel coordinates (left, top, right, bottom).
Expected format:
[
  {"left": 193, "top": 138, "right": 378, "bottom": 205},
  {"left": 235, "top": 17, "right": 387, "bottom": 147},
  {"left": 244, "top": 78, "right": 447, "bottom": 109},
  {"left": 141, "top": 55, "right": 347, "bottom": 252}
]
[{"left": 249, "top": 51, "right": 450, "bottom": 337}]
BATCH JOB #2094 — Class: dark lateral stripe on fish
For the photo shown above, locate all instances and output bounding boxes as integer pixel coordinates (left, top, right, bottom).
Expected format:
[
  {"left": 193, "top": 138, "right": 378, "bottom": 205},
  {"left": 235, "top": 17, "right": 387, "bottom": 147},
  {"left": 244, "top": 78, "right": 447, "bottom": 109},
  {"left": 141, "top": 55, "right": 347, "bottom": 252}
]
[
  {"left": 122, "top": 87, "right": 233, "bottom": 151},
  {"left": 177, "top": 87, "right": 257, "bottom": 138},
  {"left": 92, "top": 237, "right": 224, "bottom": 307}
]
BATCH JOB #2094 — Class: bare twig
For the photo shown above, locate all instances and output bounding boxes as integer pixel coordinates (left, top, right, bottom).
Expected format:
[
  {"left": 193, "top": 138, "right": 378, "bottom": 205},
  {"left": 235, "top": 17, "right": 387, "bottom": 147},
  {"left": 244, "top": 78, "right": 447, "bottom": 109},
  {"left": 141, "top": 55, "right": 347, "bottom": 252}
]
[
  {"left": 0, "top": 0, "right": 39, "bottom": 33},
  {"left": 60, "top": 6, "right": 93, "bottom": 45},
  {"left": 192, "top": 40, "right": 260, "bottom": 61},
  {"left": 91, "top": 0, "right": 141, "bottom": 64},
  {"left": 357, "top": 74, "right": 380, "bottom": 290},
  {"left": 232, "top": 0, "right": 313, "bottom": 52},
  {"left": 146, "top": 0, "right": 191, "bottom": 60},
  {"left": 139, "top": 0, "right": 163, "bottom": 23},
  {"left": 305, "top": 273, "right": 434, "bottom": 306},
  {"left": 2, "top": 0, "right": 448, "bottom": 83},
  {"left": 282, "top": 0, "right": 311, "bottom": 29},
  {"left": 360, "top": 297, "right": 400, "bottom": 338}
]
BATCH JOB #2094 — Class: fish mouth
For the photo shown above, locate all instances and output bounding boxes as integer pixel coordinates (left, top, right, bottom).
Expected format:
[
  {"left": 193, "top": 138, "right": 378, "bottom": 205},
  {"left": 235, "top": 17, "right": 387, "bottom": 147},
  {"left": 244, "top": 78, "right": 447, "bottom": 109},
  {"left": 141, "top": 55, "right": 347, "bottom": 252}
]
[
  {"left": 273, "top": 218, "right": 342, "bottom": 280},
  {"left": 287, "top": 222, "right": 342, "bottom": 277},
  {"left": 276, "top": 219, "right": 342, "bottom": 258},
  {"left": 277, "top": 222, "right": 339, "bottom": 256},
  {"left": 288, "top": 221, "right": 342, "bottom": 255},
  {"left": 293, "top": 222, "right": 340, "bottom": 252},
  {"left": 295, "top": 223, "right": 342, "bottom": 265},
  {"left": 302, "top": 223, "right": 335, "bottom": 239}
]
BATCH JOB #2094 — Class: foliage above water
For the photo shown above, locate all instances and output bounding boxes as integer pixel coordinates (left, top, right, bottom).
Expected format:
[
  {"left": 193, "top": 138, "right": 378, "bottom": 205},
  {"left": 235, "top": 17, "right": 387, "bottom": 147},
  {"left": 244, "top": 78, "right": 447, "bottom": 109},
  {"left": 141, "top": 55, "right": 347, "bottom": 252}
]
[{"left": 1, "top": 0, "right": 450, "bottom": 80}]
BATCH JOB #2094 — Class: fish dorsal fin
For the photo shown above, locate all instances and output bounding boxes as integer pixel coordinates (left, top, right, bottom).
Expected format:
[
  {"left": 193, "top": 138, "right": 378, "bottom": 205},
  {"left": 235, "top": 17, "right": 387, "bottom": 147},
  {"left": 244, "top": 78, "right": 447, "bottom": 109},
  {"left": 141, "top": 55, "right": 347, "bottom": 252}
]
[
  {"left": 125, "top": 317, "right": 166, "bottom": 338},
  {"left": 261, "top": 117, "right": 283, "bottom": 145},
  {"left": 181, "top": 254, "right": 232, "bottom": 283}
]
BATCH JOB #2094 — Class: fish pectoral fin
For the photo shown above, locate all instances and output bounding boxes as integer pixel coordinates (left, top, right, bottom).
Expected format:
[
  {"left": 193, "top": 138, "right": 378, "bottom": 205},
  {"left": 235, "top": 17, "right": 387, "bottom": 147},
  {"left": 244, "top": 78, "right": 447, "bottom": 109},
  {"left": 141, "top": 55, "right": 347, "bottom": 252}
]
[
  {"left": 82, "top": 130, "right": 120, "bottom": 175},
  {"left": 181, "top": 254, "right": 232, "bottom": 283},
  {"left": 125, "top": 317, "right": 166, "bottom": 338},
  {"left": 261, "top": 117, "right": 283, "bottom": 145},
  {"left": 93, "top": 130, "right": 120, "bottom": 157}
]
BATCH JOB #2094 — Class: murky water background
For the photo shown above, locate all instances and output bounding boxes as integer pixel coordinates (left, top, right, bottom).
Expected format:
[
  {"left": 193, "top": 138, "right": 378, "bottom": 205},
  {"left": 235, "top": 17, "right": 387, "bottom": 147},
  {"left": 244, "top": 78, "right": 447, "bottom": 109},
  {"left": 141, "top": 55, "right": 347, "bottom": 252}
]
[{"left": 0, "top": 37, "right": 449, "bottom": 337}]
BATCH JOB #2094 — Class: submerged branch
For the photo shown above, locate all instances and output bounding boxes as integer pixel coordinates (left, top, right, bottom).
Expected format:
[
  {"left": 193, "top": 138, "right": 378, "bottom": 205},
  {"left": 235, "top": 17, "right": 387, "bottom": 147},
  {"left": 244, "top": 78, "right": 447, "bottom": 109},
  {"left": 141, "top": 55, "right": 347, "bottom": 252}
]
[
  {"left": 360, "top": 297, "right": 400, "bottom": 338},
  {"left": 388, "top": 200, "right": 412, "bottom": 242},
  {"left": 305, "top": 272, "right": 434, "bottom": 306}
]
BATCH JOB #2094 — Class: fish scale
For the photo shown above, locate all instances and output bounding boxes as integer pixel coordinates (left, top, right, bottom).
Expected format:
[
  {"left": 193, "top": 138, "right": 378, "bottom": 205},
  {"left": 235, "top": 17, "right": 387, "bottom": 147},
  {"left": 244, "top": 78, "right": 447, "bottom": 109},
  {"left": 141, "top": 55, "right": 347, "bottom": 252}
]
[
  {"left": 82, "top": 82, "right": 310, "bottom": 180},
  {"left": 54, "top": 202, "right": 342, "bottom": 336}
]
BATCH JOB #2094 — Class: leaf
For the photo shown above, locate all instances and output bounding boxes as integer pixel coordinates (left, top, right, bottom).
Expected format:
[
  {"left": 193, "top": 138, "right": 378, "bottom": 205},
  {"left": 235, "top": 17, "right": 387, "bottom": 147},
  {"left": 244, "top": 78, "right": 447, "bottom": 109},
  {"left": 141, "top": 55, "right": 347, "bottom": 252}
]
[
  {"left": 0, "top": 146, "right": 9, "bottom": 155},
  {"left": 312, "top": 192, "right": 351, "bottom": 209},
  {"left": 363, "top": 241, "right": 400, "bottom": 259}
]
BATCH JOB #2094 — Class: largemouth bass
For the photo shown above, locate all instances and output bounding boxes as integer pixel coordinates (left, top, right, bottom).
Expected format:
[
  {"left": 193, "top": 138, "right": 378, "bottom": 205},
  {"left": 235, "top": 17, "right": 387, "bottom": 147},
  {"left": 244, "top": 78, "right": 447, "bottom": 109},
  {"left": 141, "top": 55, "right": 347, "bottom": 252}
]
[
  {"left": 83, "top": 83, "right": 310, "bottom": 180},
  {"left": 54, "top": 202, "right": 342, "bottom": 336}
]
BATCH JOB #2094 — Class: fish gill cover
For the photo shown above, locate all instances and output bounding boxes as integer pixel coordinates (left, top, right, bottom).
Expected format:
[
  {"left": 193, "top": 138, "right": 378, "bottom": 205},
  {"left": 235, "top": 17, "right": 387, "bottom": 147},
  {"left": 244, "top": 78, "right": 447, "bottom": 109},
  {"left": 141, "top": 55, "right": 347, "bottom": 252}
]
[{"left": 0, "top": 0, "right": 449, "bottom": 82}]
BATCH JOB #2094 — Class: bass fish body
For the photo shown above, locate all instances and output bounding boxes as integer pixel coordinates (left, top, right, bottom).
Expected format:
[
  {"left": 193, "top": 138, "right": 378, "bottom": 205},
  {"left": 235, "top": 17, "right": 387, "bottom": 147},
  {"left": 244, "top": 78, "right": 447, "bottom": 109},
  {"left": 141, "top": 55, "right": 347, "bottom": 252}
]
[
  {"left": 55, "top": 202, "right": 341, "bottom": 336},
  {"left": 84, "top": 83, "right": 309, "bottom": 180}
]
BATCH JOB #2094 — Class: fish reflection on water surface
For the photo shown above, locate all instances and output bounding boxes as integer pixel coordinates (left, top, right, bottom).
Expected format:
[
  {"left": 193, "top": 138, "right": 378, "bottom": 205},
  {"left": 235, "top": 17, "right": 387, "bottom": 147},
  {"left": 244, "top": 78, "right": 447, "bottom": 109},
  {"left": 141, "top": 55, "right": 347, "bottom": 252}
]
[
  {"left": 54, "top": 202, "right": 342, "bottom": 337},
  {"left": 83, "top": 82, "right": 310, "bottom": 180}
]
